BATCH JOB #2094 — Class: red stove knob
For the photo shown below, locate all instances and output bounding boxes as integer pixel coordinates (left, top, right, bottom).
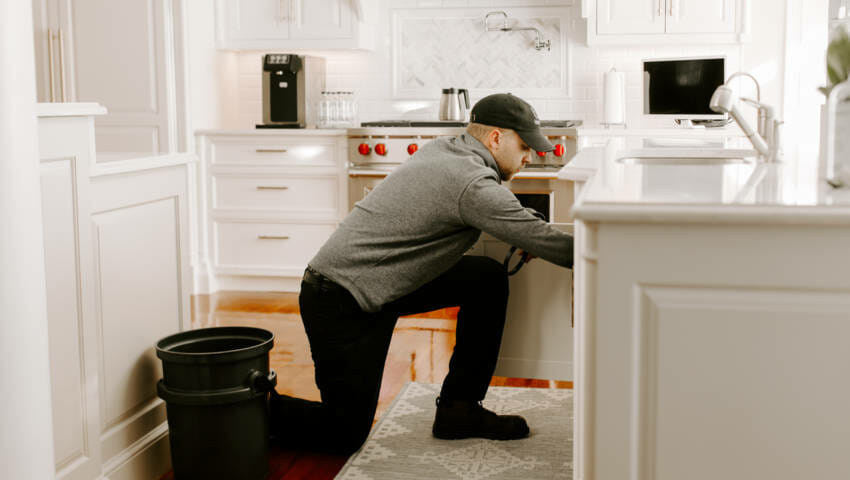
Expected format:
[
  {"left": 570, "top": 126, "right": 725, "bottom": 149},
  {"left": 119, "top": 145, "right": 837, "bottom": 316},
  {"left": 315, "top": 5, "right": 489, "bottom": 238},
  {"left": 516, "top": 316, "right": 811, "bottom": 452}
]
[
  {"left": 553, "top": 144, "right": 565, "bottom": 157},
  {"left": 537, "top": 151, "right": 547, "bottom": 157},
  {"left": 358, "top": 143, "right": 371, "bottom": 155},
  {"left": 375, "top": 143, "right": 387, "bottom": 156},
  {"left": 407, "top": 143, "right": 418, "bottom": 155}
]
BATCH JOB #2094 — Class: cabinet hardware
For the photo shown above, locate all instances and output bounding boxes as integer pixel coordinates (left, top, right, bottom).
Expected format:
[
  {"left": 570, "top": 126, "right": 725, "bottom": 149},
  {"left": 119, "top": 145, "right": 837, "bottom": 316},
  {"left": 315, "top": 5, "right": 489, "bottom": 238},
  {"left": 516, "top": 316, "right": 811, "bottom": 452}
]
[
  {"left": 670, "top": 0, "right": 674, "bottom": 16},
  {"left": 278, "top": 0, "right": 287, "bottom": 21},
  {"left": 47, "top": 29, "right": 56, "bottom": 102},
  {"left": 256, "top": 185, "right": 289, "bottom": 190},
  {"left": 255, "top": 148, "right": 288, "bottom": 153},
  {"left": 58, "top": 29, "right": 67, "bottom": 102},
  {"left": 658, "top": 0, "right": 663, "bottom": 16},
  {"left": 257, "top": 235, "right": 290, "bottom": 240}
]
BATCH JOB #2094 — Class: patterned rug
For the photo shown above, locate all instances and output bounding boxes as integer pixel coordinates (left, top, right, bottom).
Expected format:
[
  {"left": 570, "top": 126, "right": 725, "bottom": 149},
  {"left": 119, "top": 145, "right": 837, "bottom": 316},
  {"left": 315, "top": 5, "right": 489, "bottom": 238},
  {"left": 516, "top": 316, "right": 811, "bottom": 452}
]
[{"left": 335, "top": 382, "right": 573, "bottom": 480}]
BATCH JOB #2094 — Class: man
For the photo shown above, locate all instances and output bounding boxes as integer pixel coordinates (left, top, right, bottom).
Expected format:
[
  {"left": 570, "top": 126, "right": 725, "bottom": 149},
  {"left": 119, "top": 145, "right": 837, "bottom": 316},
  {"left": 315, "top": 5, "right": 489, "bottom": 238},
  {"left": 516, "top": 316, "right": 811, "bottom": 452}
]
[{"left": 270, "top": 93, "right": 573, "bottom": 454}]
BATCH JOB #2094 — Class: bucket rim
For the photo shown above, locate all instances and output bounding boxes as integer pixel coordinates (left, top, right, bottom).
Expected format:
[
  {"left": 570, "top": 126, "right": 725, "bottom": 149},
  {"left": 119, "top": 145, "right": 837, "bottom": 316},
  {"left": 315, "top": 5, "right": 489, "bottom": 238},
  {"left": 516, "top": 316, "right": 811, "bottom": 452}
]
[{"left": 155, "top": 326, "right": 274, "bottom": 361}]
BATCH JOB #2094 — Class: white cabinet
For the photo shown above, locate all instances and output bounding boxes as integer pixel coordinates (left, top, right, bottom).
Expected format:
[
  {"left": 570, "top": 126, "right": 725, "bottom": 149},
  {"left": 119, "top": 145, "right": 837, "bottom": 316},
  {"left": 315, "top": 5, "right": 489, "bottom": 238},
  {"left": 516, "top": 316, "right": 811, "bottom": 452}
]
[
  {"left": 587, "top": 0, "right": 745, "bottom": 45},
  {"left": 597, "top": 0, "right": 665, "bottom": 35},
  {"left": 468, "top": 227, "right": 574, "bottom": 382},
  {"left": 216, "top": 0, "right": 375, "bottom": 50},
  {"left": 38, "top": 107, "right": 103, "bottom": 480},
  {"left": 32, "top": 0, "right": 189, "bottom": 158},
  {"left": 572, "top": 215, "right": 850, "bottom": 479},
  {"left": 37, "top": 104, "right": 193, "bottom": 480},
  {"left": 290, "top": 0, "right": 353, "bottom": 39},
  {"left": 666, "top": 0, "right": 737, "bottom": 33},
  {"left": 195, "top": 132, "right": 349, "bottom": 293}
]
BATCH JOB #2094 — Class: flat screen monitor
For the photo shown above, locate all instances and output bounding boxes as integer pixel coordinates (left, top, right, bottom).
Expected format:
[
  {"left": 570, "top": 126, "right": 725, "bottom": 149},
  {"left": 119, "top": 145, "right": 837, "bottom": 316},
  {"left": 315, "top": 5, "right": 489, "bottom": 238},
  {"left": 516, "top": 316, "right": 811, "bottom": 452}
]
[{"left": 642, "top": 56, "right": 726, "bottom": 120}]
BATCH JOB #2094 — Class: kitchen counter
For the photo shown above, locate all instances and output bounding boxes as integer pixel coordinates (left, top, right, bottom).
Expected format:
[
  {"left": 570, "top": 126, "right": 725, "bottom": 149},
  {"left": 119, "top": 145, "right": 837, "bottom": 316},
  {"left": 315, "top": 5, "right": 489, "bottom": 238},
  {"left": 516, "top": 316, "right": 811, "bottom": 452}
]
[
  {"left": 194, "top": 128, "right": 348, "bottom": 136},
  {"left": 563, "top": 136, "right": 850, "bottom": 480},
  {"left": 560, "top": 139, "right": 850, "bottom": 225},
  {"left": 196, "top": 127, "right": 580, "bottom": 138}
]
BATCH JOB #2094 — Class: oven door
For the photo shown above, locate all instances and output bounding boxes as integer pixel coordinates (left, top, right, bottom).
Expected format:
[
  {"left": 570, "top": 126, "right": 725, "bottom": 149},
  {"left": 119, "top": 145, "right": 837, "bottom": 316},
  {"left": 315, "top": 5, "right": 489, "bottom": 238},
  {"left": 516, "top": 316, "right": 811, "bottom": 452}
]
[
  {"left": 347, "top": 172, "right": 387, "bottom": 211},
  {"left": 467, "top": 223, "right": 574, "bottom": 382}
]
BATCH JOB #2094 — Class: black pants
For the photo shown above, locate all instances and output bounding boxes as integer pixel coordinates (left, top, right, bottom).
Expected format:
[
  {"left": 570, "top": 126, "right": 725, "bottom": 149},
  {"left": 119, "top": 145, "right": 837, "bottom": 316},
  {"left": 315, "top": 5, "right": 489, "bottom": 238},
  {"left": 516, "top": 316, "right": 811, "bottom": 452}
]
[{"left": 270, "top": 256, "right": 509, "bottom": 454}]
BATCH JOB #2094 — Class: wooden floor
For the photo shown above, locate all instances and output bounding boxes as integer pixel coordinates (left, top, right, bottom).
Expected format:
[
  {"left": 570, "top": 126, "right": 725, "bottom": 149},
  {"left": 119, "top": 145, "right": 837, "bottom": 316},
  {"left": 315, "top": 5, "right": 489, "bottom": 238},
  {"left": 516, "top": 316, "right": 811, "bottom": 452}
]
[{"left": 159, "top": 291, "right": 571, "bottom": 480}]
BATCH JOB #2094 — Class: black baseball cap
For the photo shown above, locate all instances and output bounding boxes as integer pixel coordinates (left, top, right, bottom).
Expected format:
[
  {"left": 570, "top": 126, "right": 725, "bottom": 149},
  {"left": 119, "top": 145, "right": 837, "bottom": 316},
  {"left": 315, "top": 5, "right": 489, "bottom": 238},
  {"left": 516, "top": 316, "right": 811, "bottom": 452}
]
[{"left": 469, "top": 93, "right": 554, "bottom": 152}]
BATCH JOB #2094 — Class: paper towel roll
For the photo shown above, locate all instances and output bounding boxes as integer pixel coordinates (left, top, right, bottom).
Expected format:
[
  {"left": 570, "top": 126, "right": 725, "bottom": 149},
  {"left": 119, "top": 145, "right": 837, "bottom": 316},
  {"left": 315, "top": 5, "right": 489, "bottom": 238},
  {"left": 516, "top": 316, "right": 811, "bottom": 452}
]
[{"left": 603, "top": 69, "right": 625, "bottom": 125}]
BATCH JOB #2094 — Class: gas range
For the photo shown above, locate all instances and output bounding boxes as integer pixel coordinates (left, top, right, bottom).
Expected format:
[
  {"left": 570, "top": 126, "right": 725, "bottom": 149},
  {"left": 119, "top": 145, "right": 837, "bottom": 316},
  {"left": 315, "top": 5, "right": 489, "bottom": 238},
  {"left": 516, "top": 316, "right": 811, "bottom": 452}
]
[
  {"left": 347, "top": 120, "right": 581, "bottom": 173},
  {"left": 359, "top": 120, "right": 581, "bottom": 128}
]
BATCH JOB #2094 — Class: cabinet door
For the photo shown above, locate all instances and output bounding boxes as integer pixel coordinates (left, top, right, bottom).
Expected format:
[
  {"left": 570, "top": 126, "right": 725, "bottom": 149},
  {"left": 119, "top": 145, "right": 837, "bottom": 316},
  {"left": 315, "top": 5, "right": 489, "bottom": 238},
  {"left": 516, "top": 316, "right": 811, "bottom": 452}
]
[
  {"left": 225, "top": 0, "right": 290, "bottom": 40},
  {"left": 289, "top": 0, "right": 352, "bottom": 39},
  {"left": 38, "top": 116, "right": 102, "bottom": 480},
  {"left": 666, "top": 0, "right": 736, "bottom": 33},
  {"left": 467, "top": 225, "right": 574, "bottom": 381},
  {"left": 597, "top": 0, "right": 665, "bottom": 34}
]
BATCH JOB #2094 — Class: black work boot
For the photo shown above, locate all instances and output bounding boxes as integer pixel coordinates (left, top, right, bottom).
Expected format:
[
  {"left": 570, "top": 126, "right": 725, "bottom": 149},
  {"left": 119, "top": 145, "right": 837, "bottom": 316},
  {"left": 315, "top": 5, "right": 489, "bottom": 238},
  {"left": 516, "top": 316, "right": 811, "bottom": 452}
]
[{"left": 432, "top": 397, "right": 530, "bottom": 440}]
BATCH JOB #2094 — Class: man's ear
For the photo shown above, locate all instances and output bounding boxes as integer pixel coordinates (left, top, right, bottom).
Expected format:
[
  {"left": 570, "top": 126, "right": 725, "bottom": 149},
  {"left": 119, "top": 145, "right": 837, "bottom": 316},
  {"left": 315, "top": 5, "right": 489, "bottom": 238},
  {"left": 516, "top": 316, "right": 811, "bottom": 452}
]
[{"left": 486, "top": 128, "right": 501, "bottom": 150}]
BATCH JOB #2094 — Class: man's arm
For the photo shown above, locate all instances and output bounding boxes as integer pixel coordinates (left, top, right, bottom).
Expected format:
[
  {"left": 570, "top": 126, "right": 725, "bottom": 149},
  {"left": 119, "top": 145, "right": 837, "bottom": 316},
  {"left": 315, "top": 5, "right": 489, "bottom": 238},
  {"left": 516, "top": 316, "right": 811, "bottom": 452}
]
[{"left": 458, "top": 175, "right": 573, "bottom": 269}]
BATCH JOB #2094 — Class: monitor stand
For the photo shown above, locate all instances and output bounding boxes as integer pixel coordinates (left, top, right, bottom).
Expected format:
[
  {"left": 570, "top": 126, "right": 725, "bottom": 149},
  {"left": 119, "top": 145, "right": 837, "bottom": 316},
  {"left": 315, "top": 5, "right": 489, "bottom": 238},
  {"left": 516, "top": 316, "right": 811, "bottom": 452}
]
[{"left": 673, "top": 119, "right": 705, "bottom": 129}]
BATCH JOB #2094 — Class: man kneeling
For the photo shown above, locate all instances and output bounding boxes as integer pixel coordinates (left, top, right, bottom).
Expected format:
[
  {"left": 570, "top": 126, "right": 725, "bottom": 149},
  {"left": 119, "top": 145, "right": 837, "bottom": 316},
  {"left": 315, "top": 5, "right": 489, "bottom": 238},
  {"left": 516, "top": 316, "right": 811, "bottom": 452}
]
[{"left": 270, "top": 93, "right": 574, "bottom": 454}]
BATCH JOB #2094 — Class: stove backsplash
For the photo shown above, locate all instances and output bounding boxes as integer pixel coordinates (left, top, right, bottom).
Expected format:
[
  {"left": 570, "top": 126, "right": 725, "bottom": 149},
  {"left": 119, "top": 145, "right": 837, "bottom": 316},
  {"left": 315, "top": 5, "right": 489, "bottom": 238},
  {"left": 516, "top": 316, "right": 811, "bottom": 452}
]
[{"left": 229, "top": 2, "right": 741, "bottom": 129}]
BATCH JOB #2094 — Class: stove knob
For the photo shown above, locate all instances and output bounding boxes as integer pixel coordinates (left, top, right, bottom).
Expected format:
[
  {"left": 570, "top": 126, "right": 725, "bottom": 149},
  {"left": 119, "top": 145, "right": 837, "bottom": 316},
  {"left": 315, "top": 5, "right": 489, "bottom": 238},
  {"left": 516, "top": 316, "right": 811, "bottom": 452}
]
[
  {"left": 553, "top": 144, "right": 565, "bottom": 157},
  {"left": 407, "top": 143, "right": 418, "bottom": 155},
  {"left": 536, "top": 151, "right": 547, "bottom": 157},
  {"left": 358, "top": 143, "right": 371, "bottom": 155},
  {"left": 375, "top": 143, "right": 387, "bottom": 156}
]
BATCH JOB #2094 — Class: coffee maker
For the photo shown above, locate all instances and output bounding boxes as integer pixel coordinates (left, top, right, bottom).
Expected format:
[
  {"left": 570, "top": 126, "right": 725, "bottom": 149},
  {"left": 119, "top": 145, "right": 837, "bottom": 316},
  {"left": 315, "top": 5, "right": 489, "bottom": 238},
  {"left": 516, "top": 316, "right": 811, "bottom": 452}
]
[{"left": 259, "top": 54, "right": 325, "bottom": 128}]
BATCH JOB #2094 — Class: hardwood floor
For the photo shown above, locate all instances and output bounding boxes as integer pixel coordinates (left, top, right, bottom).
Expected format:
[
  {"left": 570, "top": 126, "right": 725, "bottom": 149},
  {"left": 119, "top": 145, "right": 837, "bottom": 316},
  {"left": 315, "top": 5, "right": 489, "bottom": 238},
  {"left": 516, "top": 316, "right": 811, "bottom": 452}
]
[{"left": 159, "top": 291, "right": 571, "bottom": 480}]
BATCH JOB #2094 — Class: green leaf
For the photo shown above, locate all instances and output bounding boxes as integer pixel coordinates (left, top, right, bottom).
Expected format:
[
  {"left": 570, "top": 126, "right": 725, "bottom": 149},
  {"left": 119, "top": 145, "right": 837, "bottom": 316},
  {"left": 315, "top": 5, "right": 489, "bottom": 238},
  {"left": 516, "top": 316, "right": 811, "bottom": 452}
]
[{"left": 822, "top": 28, "right": 850, "bottom": 95}]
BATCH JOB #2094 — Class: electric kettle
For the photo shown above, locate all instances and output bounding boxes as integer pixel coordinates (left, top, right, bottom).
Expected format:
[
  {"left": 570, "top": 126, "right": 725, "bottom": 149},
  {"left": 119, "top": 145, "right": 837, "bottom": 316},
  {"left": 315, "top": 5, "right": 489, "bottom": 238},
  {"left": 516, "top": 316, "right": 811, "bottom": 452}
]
[{"left": 439, "top": 88, "right": 470, "bottom": 121}]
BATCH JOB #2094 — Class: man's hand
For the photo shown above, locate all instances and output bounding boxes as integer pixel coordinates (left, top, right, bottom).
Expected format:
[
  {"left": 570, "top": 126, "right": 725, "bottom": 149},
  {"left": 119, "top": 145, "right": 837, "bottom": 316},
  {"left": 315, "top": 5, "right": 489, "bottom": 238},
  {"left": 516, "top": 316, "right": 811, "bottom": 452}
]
[{"left": 518, "top": 250, "right": 535, "bottom": 262}]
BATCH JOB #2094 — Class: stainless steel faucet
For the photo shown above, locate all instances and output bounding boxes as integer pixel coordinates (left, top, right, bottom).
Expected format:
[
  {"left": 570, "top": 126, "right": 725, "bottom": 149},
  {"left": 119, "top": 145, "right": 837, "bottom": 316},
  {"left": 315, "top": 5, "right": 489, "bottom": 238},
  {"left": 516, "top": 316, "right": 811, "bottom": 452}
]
[{"left": 710, "top": 72, "right": 783, "bottom": 162}]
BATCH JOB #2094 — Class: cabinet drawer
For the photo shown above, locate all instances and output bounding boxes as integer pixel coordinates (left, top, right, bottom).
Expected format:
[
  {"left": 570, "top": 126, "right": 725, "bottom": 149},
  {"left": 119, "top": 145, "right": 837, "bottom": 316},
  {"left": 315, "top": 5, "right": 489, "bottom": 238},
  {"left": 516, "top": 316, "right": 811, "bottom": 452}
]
[
  {"left": 214, "top": 221, "right": 335, "bottom": 269},
  {"left": 211, "top": 141, "right": 336, "bottom": 166},
  {"left": 213, "top": 175, "right": 338, "bottom": 212}
]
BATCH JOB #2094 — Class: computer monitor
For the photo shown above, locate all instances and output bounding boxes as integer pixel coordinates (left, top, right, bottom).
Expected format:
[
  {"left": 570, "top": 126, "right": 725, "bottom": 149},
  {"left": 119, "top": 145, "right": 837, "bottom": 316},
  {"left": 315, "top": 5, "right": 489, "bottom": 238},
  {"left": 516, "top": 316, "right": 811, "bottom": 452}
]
[{"left": 642, "top": 56, "right": 726, "bottom": 121}]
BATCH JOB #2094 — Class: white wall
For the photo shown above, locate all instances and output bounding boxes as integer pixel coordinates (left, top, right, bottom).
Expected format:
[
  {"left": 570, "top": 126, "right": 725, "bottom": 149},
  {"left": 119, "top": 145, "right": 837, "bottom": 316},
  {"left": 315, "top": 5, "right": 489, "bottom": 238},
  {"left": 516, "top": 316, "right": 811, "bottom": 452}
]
[{"left": 188, "top": 0, "right": 828, "bottom": 133}]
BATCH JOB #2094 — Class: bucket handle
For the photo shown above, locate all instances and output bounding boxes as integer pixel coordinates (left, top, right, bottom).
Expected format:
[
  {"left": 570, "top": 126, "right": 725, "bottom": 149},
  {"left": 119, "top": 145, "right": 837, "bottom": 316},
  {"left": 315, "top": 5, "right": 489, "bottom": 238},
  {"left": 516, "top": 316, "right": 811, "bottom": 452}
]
[{"left": 249, "top": 369, "right": 277, "bottom": 393}]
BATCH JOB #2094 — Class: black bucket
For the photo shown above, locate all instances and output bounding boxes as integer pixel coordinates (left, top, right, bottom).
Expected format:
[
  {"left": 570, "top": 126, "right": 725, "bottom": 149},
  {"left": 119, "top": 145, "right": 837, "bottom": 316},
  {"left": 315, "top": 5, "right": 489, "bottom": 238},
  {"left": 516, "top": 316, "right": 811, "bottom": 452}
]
[{"left": 156, "top": 327, "right": 277, "bottom": 480}]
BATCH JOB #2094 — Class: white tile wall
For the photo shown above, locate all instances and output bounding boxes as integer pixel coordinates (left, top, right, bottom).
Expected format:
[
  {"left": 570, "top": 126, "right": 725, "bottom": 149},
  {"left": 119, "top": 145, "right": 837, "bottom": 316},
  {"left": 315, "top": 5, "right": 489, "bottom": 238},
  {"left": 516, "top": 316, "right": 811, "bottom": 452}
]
[{"left": 233, "top": 1, "right": 743, "bottom": 128}]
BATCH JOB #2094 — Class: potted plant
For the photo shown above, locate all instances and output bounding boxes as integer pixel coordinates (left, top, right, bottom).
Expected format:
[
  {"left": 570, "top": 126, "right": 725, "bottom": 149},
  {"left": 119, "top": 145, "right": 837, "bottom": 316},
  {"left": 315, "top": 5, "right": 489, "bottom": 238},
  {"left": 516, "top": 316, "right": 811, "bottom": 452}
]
[{"left": 819, "top": 28, "right": 850, "bottom": 184}]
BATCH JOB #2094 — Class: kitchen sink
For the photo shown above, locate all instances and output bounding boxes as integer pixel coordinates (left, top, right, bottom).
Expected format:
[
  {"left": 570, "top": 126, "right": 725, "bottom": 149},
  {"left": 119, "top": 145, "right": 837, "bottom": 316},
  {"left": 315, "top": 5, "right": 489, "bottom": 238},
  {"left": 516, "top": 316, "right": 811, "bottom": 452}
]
[{"left": 616, "top": 148, "right": 758, "bottom": 166}]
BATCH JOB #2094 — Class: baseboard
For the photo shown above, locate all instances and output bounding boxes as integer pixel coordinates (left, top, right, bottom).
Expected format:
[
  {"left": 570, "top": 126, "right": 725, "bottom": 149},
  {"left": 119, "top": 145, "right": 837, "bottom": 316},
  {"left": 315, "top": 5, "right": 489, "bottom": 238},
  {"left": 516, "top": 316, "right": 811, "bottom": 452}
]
[
  {"left": 494, "top": 358, "right": 573, "bottom": 382},
  {"left": 101, "top": 423, "right": 170, "bottom": 480},
  {"left": 208, "top": 275, "right": 302, "bottom": 293}
]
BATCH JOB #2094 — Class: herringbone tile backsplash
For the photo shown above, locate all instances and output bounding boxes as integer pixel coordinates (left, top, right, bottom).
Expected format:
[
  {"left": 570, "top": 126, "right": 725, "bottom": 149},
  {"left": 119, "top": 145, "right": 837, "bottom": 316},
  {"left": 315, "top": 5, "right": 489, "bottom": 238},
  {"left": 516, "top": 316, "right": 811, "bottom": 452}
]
[
  {"left": 232, "top": 2, "right": 741, "bottom": 128},
  {"left": 398, "top": 17, "right": 561, "bottom": 90}
]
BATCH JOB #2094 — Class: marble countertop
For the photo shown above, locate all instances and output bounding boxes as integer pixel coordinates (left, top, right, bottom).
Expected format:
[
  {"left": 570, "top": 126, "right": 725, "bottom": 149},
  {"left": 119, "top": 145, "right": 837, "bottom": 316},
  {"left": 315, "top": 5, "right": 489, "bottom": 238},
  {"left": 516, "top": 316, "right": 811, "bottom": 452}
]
[{"left": 560, "top": 138, "right": 850, "bottom": 225}]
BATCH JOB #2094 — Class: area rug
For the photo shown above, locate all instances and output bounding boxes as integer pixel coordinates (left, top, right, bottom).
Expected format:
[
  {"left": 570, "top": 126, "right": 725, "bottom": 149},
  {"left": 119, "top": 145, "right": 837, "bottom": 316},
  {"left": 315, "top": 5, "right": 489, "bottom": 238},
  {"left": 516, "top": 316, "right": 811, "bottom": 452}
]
[{"left": 335, "top": 382, "right": 573, "bottom": 480}]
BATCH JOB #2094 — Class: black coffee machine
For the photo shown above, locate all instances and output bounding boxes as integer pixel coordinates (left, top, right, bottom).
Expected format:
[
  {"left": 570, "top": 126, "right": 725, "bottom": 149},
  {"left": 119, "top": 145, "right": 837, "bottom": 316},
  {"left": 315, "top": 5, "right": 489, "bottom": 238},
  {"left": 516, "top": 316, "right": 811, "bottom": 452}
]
[{"left": 259, "top": 54, "right": 325, "bottom": 128}]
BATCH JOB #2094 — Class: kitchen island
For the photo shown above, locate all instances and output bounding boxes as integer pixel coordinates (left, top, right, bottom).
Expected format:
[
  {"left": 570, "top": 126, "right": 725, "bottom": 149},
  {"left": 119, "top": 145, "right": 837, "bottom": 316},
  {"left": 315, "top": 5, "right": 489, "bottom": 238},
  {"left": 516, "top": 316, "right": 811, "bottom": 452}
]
[{"left": 560, "top": 141, "right": 850, "bottom": 480}]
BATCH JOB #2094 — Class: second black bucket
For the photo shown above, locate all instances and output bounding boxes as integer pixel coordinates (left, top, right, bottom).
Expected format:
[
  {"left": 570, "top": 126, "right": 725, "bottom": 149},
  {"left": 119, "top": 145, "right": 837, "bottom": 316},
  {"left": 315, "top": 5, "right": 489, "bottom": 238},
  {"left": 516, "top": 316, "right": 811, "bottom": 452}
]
[{"left": 156, "top": 326, "right": 276, "bottom": 480}]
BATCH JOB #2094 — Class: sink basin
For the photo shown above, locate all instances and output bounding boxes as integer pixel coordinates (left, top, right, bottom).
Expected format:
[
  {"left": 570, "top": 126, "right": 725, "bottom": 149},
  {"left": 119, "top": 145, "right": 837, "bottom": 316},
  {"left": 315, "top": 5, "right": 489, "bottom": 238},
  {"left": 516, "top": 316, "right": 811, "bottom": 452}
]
[{"left": 616, "top": 148, "right": 758, "bottom": 166}]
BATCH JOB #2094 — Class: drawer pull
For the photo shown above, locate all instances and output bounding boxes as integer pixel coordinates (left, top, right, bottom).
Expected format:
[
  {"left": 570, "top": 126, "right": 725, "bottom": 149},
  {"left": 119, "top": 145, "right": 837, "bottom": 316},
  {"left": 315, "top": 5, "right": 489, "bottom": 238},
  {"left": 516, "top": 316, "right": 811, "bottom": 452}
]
[
  {"left": 257, "top": 235, "right": 290, "bottom": 240},
  {"left": 256, "top": 185, "right": 289, "bottom": 190},
  {"left": 256, "top": 148, "right": 288, "bottom": 153}
]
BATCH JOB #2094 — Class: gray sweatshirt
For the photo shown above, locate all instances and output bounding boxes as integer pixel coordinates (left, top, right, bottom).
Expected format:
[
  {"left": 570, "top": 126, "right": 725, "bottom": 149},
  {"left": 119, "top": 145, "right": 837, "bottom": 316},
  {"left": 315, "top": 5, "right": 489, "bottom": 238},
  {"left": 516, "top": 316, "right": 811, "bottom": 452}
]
[{"left": 309, "top": 133, "right": 573, "bottom": 312}]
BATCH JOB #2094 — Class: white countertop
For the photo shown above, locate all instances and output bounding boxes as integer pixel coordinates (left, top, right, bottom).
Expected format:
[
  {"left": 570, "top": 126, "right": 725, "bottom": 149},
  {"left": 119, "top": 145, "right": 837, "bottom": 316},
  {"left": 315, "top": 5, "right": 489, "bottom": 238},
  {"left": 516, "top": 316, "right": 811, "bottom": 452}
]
[
  {"left": 196, "top": 127, "right": 579, "bottom": 138},
  {"left": 576, "top": 125, "right": 744, "bottom": 137},
  {"left": 195, "top": 128, "right": 348, "bottom": 136},
  {"left": 36, "top": 102, "right": 106, "bottom": 117},
  {"left": 561, "top": 139, "right": 850, "bottom": 225}
]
